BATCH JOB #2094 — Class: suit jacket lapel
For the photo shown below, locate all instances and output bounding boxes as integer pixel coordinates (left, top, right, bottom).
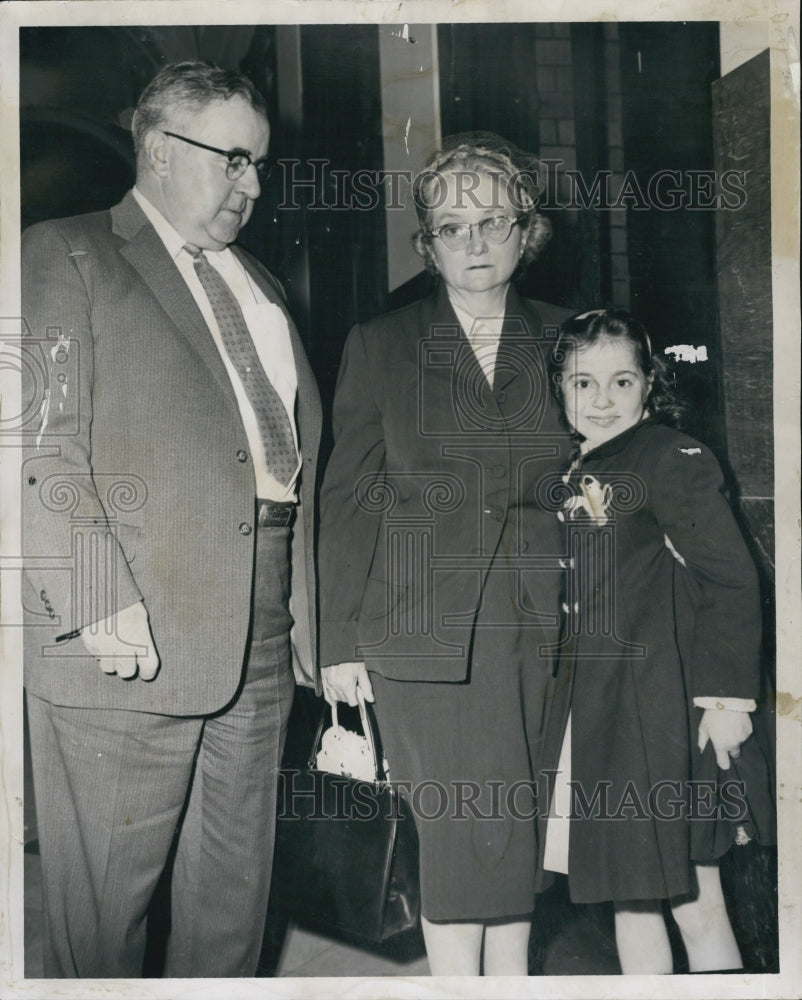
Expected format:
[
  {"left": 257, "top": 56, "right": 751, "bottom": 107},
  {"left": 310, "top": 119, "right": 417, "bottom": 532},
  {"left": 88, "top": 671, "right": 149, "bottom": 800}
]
[
  {"left": 493, "top": 286, "right": 546, "bottom": 396},
  {"left": 433, "top": 283, "right": 491, "bottom": 390},
  {"left": 427, "top": 281, "right": 496, "bottom": 392},
  {"left": 428, "top": 283, "right": 544, "bottom": 401},
  {"left": 112, "top": 194, "right": 240, "bottom": 413},
  {"left": 414, "top": 285, "right": 493, "bottom": 433},
  {"left": 428, "top": 283, "right": 552, "bottom": 430},
  {"left": 111, "top": 192, "right": 321, "bottom": 452}
]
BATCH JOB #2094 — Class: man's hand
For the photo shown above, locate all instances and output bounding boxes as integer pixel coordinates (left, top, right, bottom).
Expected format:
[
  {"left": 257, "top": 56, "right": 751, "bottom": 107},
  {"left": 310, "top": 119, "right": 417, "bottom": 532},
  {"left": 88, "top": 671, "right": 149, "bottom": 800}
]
[
  {"left": 80, "top": 602, "right": 160, "bottom": 681},
  {"left": 321, "top": 661, "right": 374, "bottom": 707},
  {"left": 698, "top": 708, "right": 753, "bottom": 770}
]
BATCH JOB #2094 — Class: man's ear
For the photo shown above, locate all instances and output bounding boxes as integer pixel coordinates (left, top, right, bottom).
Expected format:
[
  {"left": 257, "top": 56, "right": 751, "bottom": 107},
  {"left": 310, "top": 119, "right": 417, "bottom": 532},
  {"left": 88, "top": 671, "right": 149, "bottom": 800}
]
[{"left": 143, "top": 129, "right": 170, "bottom": 178}]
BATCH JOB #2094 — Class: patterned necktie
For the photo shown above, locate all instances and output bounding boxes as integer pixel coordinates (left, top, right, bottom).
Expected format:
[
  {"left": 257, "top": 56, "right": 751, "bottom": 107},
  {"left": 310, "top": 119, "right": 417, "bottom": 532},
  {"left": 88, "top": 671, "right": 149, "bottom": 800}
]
[{"left": 186, "top": 247, "right": 298, "bottom": 486}]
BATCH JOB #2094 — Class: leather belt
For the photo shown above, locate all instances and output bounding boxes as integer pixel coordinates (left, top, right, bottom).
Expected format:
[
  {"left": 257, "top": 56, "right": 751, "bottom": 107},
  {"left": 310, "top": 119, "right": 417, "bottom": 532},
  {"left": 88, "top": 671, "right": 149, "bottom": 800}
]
[{"left": 257, "top": 499, "right": 296, "bottom": 528}]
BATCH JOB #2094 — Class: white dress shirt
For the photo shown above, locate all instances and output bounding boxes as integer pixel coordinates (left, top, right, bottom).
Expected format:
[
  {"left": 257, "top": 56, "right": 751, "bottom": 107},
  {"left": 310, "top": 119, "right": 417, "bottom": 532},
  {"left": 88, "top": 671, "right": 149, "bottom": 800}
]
[
  {"left": 133, "top": 187, "right": 300, "bottom": 502},
  {"left": 450, "top": 298, "right": 505, "bottom": 387}
]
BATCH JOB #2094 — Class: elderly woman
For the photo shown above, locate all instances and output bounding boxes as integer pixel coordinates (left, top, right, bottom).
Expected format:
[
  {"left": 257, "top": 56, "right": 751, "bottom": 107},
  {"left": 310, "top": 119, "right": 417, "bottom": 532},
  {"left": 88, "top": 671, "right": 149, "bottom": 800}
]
[{"left": 318, "top": 133, "right": 572, "bottom": 974}]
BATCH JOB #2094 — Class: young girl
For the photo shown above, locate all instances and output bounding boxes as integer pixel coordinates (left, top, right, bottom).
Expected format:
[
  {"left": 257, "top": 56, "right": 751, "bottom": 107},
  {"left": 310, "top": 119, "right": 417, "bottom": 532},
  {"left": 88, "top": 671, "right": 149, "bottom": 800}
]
[{"left": 541, "top": 308, "right": 764, "bottom": 974}]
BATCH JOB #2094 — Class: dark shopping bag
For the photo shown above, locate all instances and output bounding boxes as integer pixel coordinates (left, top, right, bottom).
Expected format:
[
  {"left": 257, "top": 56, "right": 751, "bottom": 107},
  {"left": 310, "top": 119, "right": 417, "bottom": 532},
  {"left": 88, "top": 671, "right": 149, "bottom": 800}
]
[{"left": 273, "top": 694, "right": 420, "bottom": 943}]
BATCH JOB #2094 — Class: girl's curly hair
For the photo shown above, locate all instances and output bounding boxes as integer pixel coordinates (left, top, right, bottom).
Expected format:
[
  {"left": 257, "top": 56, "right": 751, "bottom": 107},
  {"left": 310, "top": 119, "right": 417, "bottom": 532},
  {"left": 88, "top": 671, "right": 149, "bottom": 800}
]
[{"left": 549, "top": 308, "right": 687, "bottom": 432}]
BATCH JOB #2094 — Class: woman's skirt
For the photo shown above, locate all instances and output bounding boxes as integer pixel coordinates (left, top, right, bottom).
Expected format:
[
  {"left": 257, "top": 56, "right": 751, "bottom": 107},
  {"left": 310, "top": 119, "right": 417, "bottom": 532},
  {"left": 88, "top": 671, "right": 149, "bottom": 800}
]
[{"left": 370, "top": 625, "right": 556, "bottom": 922}]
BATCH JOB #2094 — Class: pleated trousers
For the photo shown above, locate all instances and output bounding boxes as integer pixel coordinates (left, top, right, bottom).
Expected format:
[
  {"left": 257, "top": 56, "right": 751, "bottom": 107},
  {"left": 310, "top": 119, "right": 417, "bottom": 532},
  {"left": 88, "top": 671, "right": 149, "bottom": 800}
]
[{"left": 27, "top": 524, "right": 296, "bottom": 978}]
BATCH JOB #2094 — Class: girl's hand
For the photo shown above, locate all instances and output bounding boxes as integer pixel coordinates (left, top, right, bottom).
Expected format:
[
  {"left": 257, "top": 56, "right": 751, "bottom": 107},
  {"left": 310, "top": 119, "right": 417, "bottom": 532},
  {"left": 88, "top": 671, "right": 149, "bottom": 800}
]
[
  {"left": 321, "top": 661, "right": 374, "bottom": 707},
  {"left": 697, "top": 708, "right": 753, "bottom": 769}
]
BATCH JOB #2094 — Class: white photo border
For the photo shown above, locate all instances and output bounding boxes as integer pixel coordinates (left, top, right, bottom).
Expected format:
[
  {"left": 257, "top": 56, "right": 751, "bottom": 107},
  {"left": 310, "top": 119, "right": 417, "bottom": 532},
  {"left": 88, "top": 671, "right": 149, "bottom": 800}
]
[{"left": 1, "top": 2, "right": 799, "bottom": 998}]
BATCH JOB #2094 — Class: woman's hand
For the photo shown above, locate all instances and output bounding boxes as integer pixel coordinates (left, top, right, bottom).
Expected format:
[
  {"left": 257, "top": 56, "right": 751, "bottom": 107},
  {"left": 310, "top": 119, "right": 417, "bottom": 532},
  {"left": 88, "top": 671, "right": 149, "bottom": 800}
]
[
  {"left": 321, "top": 661, "right": 374, "bottom": 707},
  {"left": 698, "top": 708, "right": 753, "bottom": 769}
]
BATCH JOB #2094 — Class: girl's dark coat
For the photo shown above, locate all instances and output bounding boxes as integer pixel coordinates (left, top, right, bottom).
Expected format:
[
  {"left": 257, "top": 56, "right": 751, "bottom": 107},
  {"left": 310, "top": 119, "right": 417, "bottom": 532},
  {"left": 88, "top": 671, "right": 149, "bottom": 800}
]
[{"left": 542, "top": 418, "right": 763, "bottom": 903}]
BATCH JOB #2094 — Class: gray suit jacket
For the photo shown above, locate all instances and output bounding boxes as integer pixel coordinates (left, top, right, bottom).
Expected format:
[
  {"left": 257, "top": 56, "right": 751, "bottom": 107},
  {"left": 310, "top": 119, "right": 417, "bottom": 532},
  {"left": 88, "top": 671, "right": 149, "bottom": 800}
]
[{"left": 21, "top": 191, "right": 321, "bottom": 713}]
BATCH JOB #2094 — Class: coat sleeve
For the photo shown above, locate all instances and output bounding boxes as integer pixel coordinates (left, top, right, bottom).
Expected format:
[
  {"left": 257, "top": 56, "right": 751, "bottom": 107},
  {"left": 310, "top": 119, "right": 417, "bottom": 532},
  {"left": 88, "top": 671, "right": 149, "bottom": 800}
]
[
  {"left": 317, "top": 324, "right": 387, "bottom": 666},
  {"left": 21, "top": 221, "right": 143, "bottom": 634},
  {"left": 648, "top": 438, "right": 762, "bottom": 700}
]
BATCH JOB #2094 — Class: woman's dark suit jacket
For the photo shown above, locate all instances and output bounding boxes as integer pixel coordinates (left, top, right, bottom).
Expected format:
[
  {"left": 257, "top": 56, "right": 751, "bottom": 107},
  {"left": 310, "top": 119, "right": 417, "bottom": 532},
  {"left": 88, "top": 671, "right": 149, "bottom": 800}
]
[{"left": 319, "top": 283, "right": 572, "bottom": 682}]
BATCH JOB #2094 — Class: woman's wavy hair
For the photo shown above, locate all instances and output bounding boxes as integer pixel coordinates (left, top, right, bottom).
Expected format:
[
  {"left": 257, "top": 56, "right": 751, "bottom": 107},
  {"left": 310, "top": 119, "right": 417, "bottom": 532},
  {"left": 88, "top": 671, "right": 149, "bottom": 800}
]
[
  {"left": 411, "top": 131, "right": 552, "bottom": 276},
  {"left": 549, "top": 308, "right": 687, "bottom": 431}
]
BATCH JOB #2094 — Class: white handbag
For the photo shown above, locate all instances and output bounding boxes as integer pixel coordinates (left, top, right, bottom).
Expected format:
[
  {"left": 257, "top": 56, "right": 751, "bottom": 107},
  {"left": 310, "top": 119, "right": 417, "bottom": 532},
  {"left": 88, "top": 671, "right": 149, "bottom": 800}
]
[{"left": 315, "top": 693, "right": 386, "bottom": 782}]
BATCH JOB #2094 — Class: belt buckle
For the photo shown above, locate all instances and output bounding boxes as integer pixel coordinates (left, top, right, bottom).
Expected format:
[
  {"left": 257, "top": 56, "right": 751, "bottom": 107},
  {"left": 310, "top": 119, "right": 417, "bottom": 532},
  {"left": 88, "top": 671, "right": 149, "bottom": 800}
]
[{"left": 258, "top": 501, "right": 295, "bottom": 528}]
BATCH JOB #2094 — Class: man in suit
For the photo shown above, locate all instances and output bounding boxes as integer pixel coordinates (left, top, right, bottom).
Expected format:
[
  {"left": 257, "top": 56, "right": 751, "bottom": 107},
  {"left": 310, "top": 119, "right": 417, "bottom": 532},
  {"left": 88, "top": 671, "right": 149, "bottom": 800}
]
[{"left": 21, "top": 61, "right": 321, "bottom": 978}]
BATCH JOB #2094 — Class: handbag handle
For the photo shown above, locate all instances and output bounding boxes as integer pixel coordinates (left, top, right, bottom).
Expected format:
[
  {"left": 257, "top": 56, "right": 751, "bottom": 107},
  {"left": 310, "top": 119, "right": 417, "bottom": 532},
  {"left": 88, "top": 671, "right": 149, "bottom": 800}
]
[
  {"left": 332, "top": 689, "right": 379, "bottom": 773},
  {"left": 310, "top": 692, "right": 390, "bottom": 784}
]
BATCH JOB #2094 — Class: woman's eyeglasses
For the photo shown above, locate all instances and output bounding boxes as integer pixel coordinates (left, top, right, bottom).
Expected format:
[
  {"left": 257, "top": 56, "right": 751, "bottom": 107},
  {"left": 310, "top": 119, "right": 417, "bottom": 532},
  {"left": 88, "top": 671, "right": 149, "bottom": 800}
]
[{"left": 425, "top": 215, "right": 526, "bottom": 251}]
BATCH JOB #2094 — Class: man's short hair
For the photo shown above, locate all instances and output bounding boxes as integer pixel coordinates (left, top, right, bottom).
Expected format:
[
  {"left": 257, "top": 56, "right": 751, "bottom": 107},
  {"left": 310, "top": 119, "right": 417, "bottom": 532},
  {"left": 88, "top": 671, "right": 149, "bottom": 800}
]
[{"left": 131, "top": 61, "right": 268, "bottom": 156}]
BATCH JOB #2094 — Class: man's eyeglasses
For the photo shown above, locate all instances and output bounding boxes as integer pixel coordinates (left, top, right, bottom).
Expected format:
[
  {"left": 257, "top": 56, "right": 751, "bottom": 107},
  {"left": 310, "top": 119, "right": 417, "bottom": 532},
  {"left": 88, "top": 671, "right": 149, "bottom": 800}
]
[
  {"left": 162, "top": 131, "right": 270, "bottom": 181},
  {"left": 425, "top": 215, "right": 526, "bottom": 252}
]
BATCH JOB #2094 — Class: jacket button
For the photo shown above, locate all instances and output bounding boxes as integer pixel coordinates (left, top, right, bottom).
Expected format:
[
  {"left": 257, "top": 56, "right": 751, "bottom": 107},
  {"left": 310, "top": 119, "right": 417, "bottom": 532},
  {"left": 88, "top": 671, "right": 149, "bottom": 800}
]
[
  {"left": 239, "top": 522, "right": 252, "bottom": 535},
  {"left": 236, "top": 450, "right": 248, "bottom": 463},
  {"left": 497, "top": 390, "right": 507, "bottom": 403}
]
